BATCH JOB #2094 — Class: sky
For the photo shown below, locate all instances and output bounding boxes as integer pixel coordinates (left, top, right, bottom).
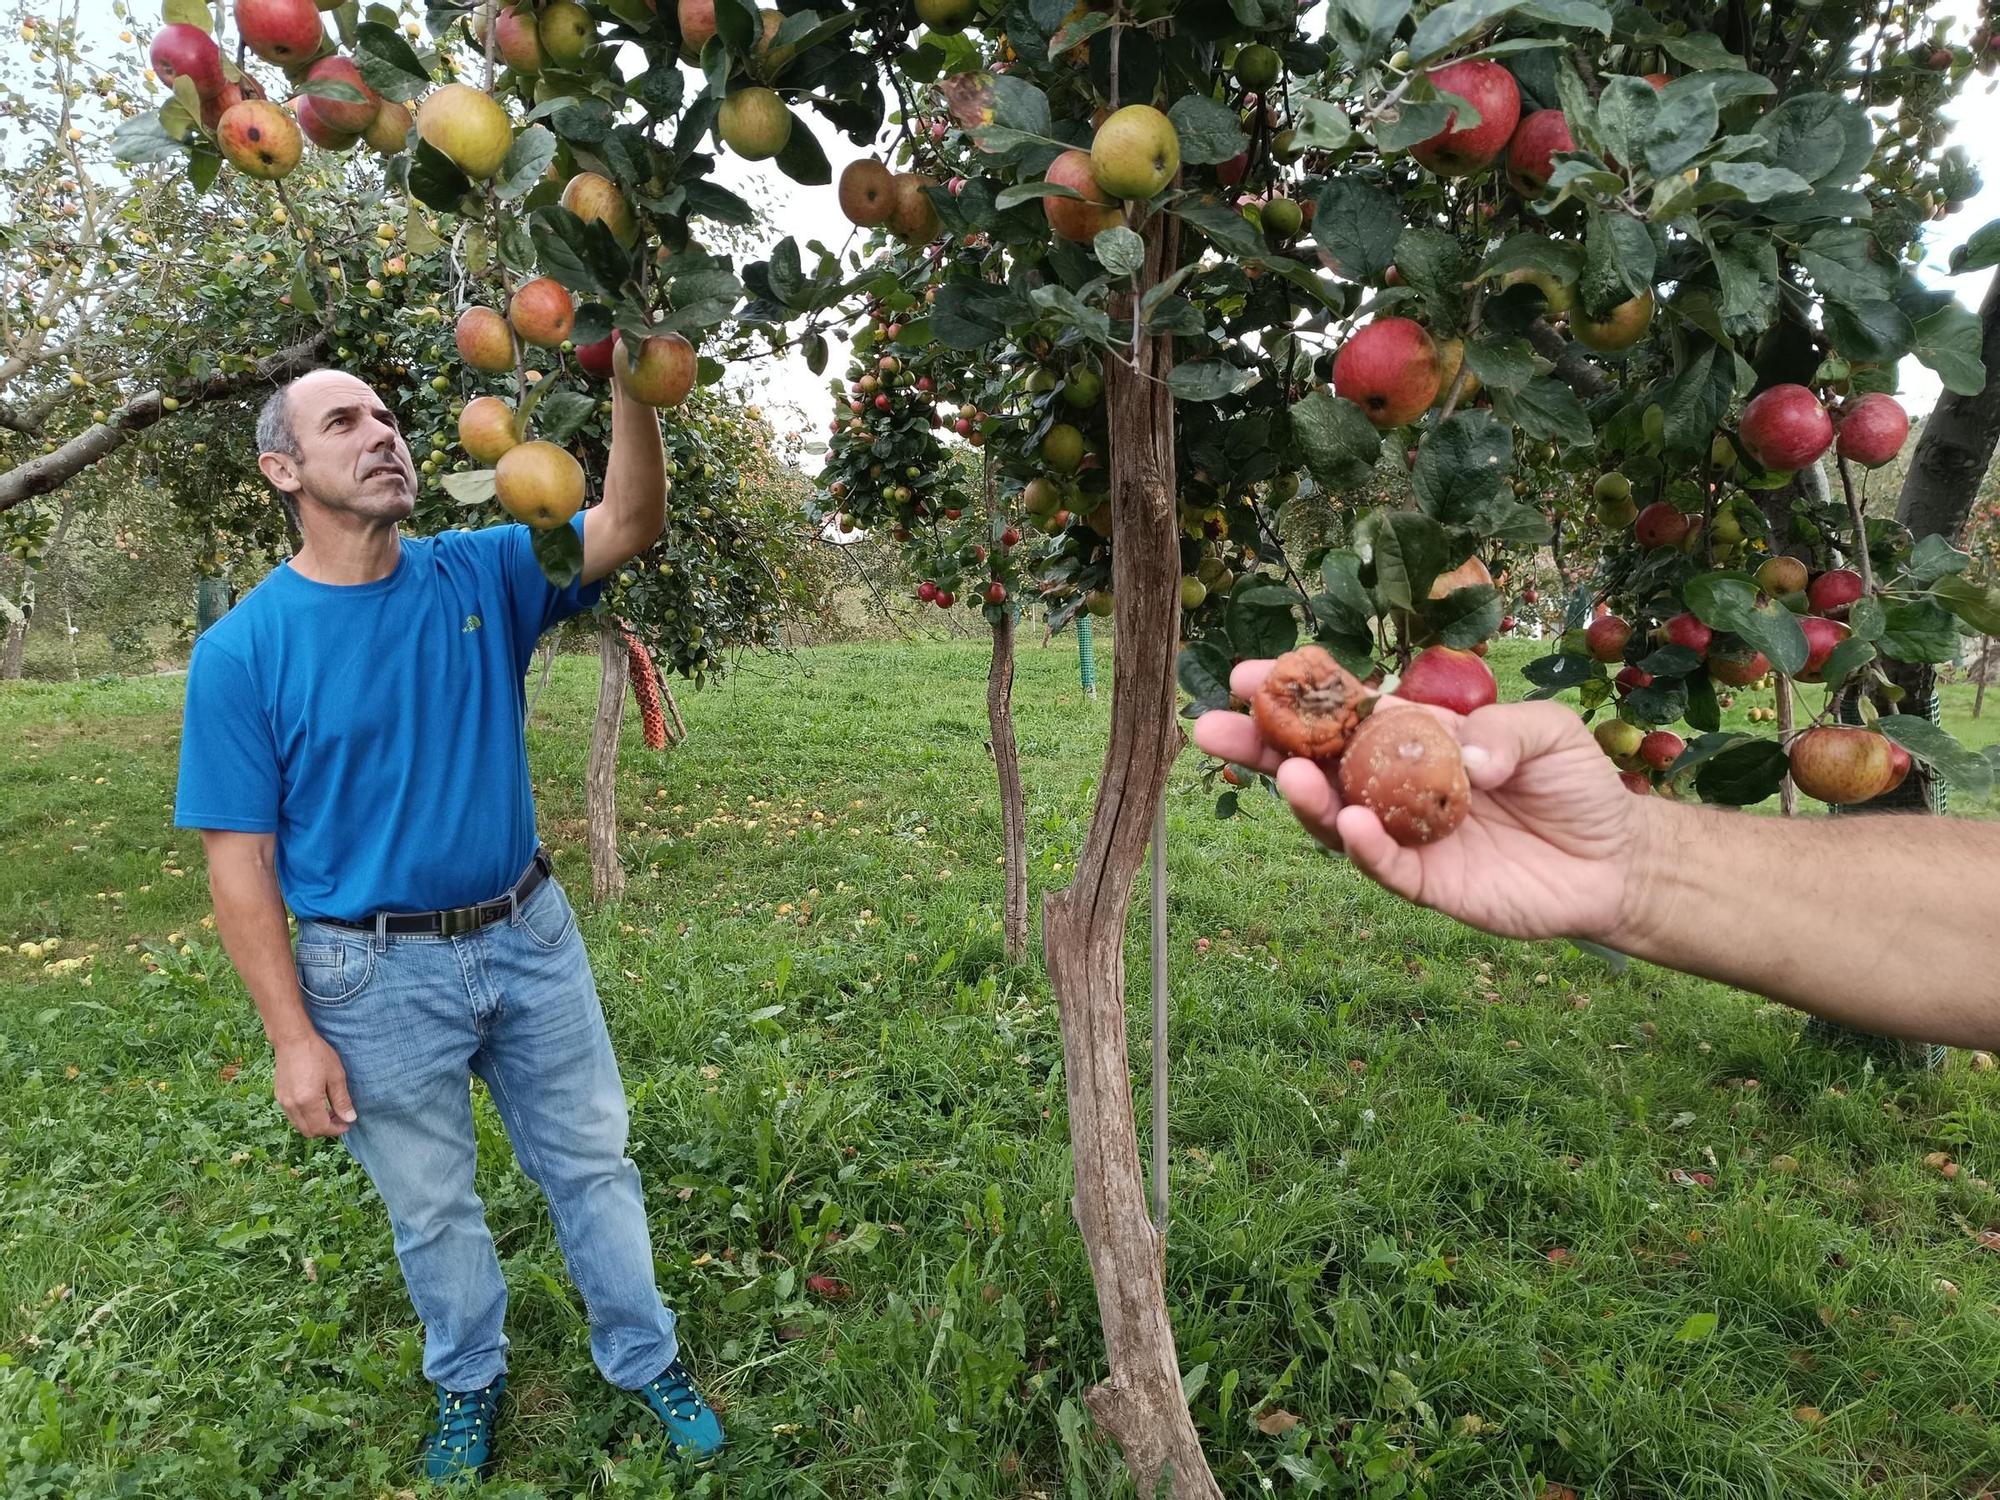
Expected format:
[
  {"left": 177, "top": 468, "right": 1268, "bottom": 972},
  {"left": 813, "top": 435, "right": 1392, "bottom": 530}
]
[{"left": 63, "top": 4, "right": 2000, "bottom": 440}]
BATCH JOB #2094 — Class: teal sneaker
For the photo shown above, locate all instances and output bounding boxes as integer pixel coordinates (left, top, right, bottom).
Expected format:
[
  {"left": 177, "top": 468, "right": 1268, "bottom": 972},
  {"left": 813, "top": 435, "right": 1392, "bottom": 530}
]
[
  {"left": 422, "top": 1374, "right": 505, "bottom": 1484},
  {"left": 636, "top": 1357, "right": 725, "bottom": 1458}
]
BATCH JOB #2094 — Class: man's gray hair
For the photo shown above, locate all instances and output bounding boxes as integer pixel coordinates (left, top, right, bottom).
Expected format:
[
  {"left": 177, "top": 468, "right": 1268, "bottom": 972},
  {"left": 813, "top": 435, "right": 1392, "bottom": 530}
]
[{"left": 257, "top": 378, "right": 308, "bottom": 531}]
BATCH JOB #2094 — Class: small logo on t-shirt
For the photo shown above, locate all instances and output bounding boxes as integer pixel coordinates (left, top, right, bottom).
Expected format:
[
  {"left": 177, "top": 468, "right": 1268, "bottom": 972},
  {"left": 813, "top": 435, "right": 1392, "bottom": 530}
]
[{"left": 463, "top": 614, "right": 482, "bottom": 633}]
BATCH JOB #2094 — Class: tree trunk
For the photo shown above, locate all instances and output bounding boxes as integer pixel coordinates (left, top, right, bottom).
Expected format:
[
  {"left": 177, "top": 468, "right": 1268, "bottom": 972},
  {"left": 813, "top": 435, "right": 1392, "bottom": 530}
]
[
  {"left": 989, "top": 606, "right": 1028, "bottom": 963},
  {"left": 588, "top": 625, "right": 628, "bottom": 902},
  {"left": 1040, "top": 215, "right": 1219, "bottom": 1500},
  {"left": 1975, "top": 637, "right": 1991, "bottom": 719},
  {"left": 985, "top": 452, "right": 1029, "bottom": 964},
  {"left": 0, "top": 613, "right": 25, "bottom": 681},
  {"left": 1864, "top": 271, "right": 2000, "bottom": 809}
]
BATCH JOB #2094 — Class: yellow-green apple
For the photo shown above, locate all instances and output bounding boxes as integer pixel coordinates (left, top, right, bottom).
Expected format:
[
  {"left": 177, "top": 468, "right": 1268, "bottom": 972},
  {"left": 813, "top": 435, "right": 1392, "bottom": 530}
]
[
  {"left": 495, "top": 441, "right": 585, "bottom": 529},
  {"left": 417, "top": 84, "right": 513, "bottom": 178},
  {"left": 1756, "top": 555, "right": 1808, "bottom": 596},
  {"left": 363, "top": 97, "right": 411, "bottom": 152},
  {"left": 1412, "top": 59, "right": 1521, "bottom": 175},
  {"left": 718, "top": 87, "right": 791, "bottom": 159},
  {"left": 1573, "top": 291, "right": 1653, "bottom": 351},
  {"left": 1333, "top": 317, "right": 1442, "bottom": 428},
  {"left": 458, "top": 396, "right": 519, "bottom": 465},
  {"left": 538, "top": 0, "right": 594, "bottom": 65},
  {"left": 559, "top": 171, "right": 637, "bottom": 244},
  {"left": 495, "top": 4, "right": 544, "bottom": 71},
  {"left": 1090, "top": 104, "right": 1180, "bottom": 199}
]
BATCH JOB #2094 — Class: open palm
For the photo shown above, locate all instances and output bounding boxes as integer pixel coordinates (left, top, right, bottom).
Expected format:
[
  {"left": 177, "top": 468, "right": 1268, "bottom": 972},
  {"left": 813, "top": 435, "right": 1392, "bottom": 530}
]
[{"left": 1193, "top": 661, "right": 1647, "bottom": 945}]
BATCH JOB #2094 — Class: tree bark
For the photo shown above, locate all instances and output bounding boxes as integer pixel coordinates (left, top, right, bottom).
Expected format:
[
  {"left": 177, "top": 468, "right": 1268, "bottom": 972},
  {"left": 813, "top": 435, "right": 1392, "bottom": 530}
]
[
  {"left": 0, "top": 332, "right": 328, "bottom": 512},
  {"left": 588, "top": 625, "right": 629, "bottom": 902},
  {"left": 0, "top": 559, "right": 27, "bottom": 681},
  {"left": 989, "top": 605, "right": 1028, "bottom": 963},
  {"left": 1851, "top": 272, "right": 2000, "bottom": 809},
  {"left": 1040, "top": 215, "right": 1220, "bottom": 1500},
  {"left": 1975, "top": 637, "right": 1991, "bottom": 720},
  {"left": 985, "top": 452, "right": 1029, "bottom": 964}
]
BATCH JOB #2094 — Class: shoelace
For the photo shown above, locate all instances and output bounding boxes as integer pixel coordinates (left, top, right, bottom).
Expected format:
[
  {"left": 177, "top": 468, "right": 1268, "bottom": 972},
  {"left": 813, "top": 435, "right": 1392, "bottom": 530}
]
[
  {"left": 645, "top": 1361, "right": 708, "bottom": 1422},
  {"left": 433, "top": 1386, "right": 499, "bottom": 1454}
]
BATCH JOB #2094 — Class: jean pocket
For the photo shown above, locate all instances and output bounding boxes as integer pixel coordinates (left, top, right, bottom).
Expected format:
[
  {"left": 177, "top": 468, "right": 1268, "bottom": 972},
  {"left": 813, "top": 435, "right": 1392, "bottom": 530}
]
[
  {"left": 295, "top": 937, "right": 376, "bottom": 1007},
  {"left": 516, "top": 880, "right": 577, "bottom": 951}
]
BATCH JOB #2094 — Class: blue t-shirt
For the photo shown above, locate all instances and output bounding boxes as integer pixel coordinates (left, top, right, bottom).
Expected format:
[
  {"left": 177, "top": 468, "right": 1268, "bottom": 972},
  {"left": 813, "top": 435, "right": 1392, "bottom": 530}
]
[{"left": 174, "top": 516, "right": 601, "bottom": 920}]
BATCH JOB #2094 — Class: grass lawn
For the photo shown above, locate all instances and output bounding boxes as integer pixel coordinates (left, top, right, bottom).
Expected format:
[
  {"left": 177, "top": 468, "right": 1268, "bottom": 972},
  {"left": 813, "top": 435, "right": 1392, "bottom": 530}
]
[{"left": 3, "top": 633, "right": 1998, "bottom": 1499}]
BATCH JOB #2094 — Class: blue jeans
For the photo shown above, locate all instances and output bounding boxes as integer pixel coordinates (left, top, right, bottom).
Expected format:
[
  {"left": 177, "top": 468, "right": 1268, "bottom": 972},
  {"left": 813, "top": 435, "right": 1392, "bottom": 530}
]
[{"left": 293, "top": 876, "right": 679, "bottom": 1393}]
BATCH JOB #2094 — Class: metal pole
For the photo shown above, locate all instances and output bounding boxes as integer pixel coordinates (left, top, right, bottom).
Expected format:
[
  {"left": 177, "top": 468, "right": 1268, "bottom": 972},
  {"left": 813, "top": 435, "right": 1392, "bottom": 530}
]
[{"left": 1149, "top": 800, "right": 1168, "bottom": 1235}]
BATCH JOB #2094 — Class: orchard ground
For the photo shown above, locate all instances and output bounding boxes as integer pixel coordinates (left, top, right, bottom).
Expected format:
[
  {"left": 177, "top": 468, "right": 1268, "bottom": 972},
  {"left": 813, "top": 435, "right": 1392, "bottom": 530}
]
[{"left": 3, "top": 636, "right": 1999, "bottom": 1499}]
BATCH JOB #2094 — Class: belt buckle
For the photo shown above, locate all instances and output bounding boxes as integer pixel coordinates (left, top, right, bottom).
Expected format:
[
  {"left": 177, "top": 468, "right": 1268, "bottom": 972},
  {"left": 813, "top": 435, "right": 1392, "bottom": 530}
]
[{"left": 438, "top": 904, "right": 484, "bottom": 937}]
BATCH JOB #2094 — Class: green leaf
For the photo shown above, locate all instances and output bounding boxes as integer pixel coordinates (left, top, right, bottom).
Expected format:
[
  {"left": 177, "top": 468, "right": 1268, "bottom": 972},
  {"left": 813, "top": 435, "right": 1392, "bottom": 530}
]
[
  {"left": 352, "top": 20, "right": 432, "bottom": 103},
  {"left": 1676, "top": 1312, "right": 1719, "bottom": 1343},
  {"left": 1643, "top": 84, "right": 1718, "bottom": 176},
  {"left": 1594, "top": 75, "right": 1658, "bottom": 170},
  {"left": 112, "top": 111, "right": 187, "bottom": 164},
  {"left": 1907, "top": 534, "right": 1971, "bottom": 583},
  {"left": 1292, "top": 391, "right": 1382, "bottom": 492},
  {"left": 1391, "top": 227, "right": 1464, "bottom": 317},
  {"left": 533, "top": 389, "right": 598, "bottom": 444},
  {"left": 989, "top": 74, "right": 1052, "bottom": 135},
  {"left": 1495, "top": 377, "right": 1593, "bottom": 447},
  {"left": 1695, "top": 738, "right": 1788, "bottom": 804},
  {"left": 1048, "top": 8, "right": 1111, "bottom": 57},
  {"left": 1657, "top": 343, "right": 1736, "bottom": 456},
  {"left": 1879, "top": 715, "right": 1994, "bottom": 798},
  {"left": 1312, "top": 179, "right": 1401, "bottom": 284},
  {"left": 441, "top": 469, "right": 496, "bottom": 505},
  {"left": 495, "top": 125, "right": 558, "bottom": 203},
  {"left": 1177, "top": 640, "right": 1235, "bottom": 712},
  {"left": 531, "top": 517, "right": 584, "bottom": 587},
  {"left": 1650, "top": 32, "right": 1745, "bottom": 71},
  {"left": 1817, "top": 637, "right": 1876, "bottom": 686},
  {"left": 1407, "top": 0, "right": 1523, "bottom": 64},
  {"left": 1463, "top": 337, "right": 1546, "bottom": 392},
  {"left": 1582, "top": 210, "right": 1656, "bottom": 313},
  {"left": 1683, "top": 572, "right": 1808, "bottom": 675},
  {"left": 1170, "top": 196, "right": 1264, "bottom": 259},
  {"left": 288, "top": 252, "right": 320, "bottom": 319},
  {"left": 1799, "top": 227, "right": 1895, "bottom": 305},
  {"left": 407, "top": 139, "right": 474, "bottom": 214},
  {"left": 1291, "top": 98, "right": 1353, "bottom": 151},
  {"left": 1328, "top": 0, "right": 1413, "bottom": 67},
  {"left": 1913, "top": 301, "right": 1987, "bottom": 398},
  {"left": 1318, "top": 549, "right": 1375, "bottom": 633},
  {"left": 1227, "top": 583, "right": 1302, "bottom": 660},
  {"left": 1933, "top": 574, "right": 2000, "bottom": 636},
  {"left": 530, "top": 207, "right": 624, "bottom": 297},
  {"left": 1512, "top": 0, "right": 1611, "bottom": 33},
  {"left": 1705, "top": 161, "right": 1814, "bottom": 202},
  {"left": 1709, "top": 234, "right": 1779, "bottom": 332},
  {"left": 1879, "top": 600, "right": 1961, "bottom": 663},
  {"left": 1948, "top": 218, "right": 2000, "bottom": 276},
  {"left": 1374, "top": 100, "right": 1456, "bottom": 152},
  {"left": 1354, "top": 509, "right": 1447, "bottom": 613},
  {"left": 1168, "top": 95, "right": 1249, "bottom": 167},
  {"left": 1093, "top": 226, "right": 1145, "bottom": 277},
  {"left": 1684, "top": 669, "right": 1721, "bottom": 733},
  {"left": 1478, "top": 235, "right": 1583, "bottom": 280},
  {"left": 1825, "top": 298, "right": 1916, "bottom": 364},
  {"left": 1521, "top": 651, "right": 1602, "bottom": 698},
  {"left": 1423, "top": 584, "right": 1502, "bottom": 647},
  {"left": 164, "top": 0, "right": 212, "bottom": 23},
  {"left": 1414, "top": 410, "right": 1512, "bottom": 525},
  {"left": 1169, "top": 360, "right": 1258, "bottom": 400}
]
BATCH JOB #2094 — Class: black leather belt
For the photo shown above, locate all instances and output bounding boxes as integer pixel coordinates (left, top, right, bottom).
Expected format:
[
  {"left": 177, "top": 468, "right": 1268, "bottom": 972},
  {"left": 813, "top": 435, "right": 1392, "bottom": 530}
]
[{"left": 322, "top": 847, "right": 553, "bottom": 936}]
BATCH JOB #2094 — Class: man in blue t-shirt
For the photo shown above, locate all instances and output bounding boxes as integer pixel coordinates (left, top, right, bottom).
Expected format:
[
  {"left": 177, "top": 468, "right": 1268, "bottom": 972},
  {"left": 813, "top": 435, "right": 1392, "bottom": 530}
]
[{"left": 175, "top": 368, "right": 722, "bottom": 1481}]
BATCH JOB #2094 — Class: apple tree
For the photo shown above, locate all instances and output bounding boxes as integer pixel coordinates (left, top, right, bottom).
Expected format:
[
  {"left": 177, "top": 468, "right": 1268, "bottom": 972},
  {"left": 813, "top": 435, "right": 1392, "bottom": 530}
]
[{"left": 118, "top": 0, "right": 2000, "bottom": 1492}]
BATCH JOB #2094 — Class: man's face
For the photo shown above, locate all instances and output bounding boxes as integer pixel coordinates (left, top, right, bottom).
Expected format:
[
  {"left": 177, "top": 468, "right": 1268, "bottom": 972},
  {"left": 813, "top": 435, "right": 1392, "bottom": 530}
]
[{"left": 267, "top": 371, "right": 416, "bottom": 522}]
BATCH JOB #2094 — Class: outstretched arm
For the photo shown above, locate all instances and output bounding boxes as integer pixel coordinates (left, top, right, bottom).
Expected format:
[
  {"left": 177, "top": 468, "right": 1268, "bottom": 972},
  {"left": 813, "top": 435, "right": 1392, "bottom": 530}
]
[
  {"left": 1196, "top": 659, "right": 2000, "bottom": 1049},
  {"left": 581, "top": 379, "right": 666, "bottom": 584}
]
